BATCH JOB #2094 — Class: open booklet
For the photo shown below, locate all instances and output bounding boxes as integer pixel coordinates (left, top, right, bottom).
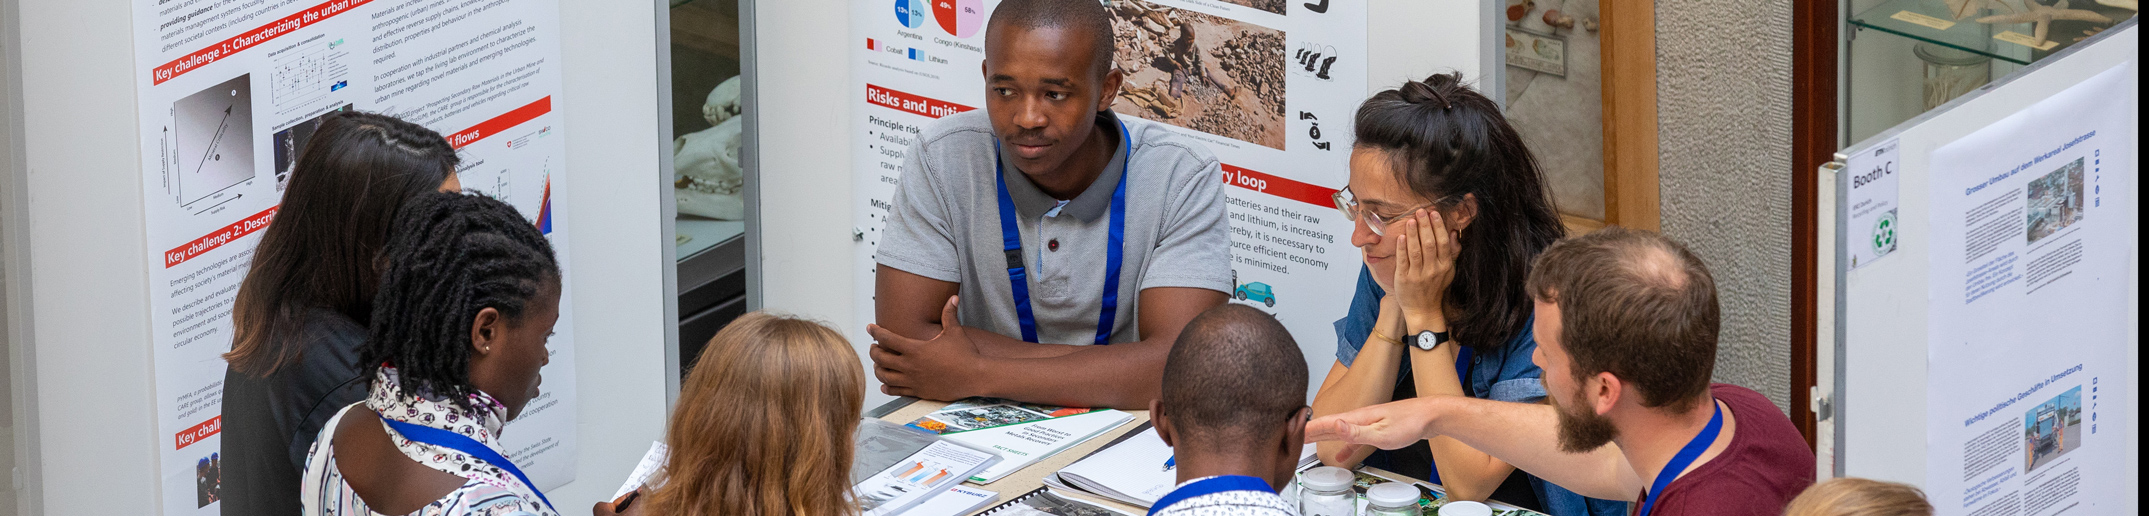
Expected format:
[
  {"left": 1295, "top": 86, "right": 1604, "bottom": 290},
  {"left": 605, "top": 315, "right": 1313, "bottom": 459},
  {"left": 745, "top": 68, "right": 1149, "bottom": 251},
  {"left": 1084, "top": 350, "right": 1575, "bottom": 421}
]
[
  {"left": 855, "top": 439, "right": 1002, "bottom": 516},
  {"left": 851, "top": 418, "right": 1006, "bottom": 516},
  {"left": 1042, "top": 423, "right": 1317, "bottom": 508},
  {"left": 906, "top": 398, "right": 1134, "bottom": 483}
]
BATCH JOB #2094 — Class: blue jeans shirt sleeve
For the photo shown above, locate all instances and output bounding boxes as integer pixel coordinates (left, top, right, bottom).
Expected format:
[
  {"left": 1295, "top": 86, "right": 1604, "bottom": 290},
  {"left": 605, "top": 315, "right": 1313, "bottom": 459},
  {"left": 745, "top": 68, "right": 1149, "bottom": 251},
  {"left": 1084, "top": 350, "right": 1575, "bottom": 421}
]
[
  {"left": 1469, "top": 321, "right": 1551, "bottom": 403},
  {"left": 1331, "top": 266, "right": 1385, "bottom": 368}
]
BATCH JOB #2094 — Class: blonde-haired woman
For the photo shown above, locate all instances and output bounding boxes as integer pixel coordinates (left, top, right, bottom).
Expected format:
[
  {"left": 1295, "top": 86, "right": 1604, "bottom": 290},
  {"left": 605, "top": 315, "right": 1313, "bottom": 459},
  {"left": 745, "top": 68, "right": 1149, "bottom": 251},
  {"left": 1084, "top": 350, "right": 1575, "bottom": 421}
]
[
  {"left": 1783, "top": 478, "right": 1933, "bottom": 516},
  {"left": 597, "top": 312, "right": 865, "bottom": 516}
]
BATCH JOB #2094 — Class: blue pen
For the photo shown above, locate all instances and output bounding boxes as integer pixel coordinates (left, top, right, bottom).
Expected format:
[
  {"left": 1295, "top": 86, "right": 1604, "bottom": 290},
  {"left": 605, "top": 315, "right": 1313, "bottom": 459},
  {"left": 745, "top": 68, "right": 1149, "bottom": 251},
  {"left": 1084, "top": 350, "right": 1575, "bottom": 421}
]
[{"left": 1163, "top": 455, "right": 1175, "bottom": 471}]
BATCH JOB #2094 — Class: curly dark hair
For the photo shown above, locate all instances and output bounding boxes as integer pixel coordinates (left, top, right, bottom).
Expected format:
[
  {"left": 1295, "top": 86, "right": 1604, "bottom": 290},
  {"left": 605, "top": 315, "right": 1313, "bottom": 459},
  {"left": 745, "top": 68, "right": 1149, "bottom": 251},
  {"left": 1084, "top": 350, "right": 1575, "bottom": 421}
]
[
  {"left": 363, "top": 192, "right": 559, "bottom": 408},
  {"left": 1352, "top": 72, "right": 1566, "bottom": 350},
  {"left": 227, "top": 111, "right": 459, "bottom": 376}
]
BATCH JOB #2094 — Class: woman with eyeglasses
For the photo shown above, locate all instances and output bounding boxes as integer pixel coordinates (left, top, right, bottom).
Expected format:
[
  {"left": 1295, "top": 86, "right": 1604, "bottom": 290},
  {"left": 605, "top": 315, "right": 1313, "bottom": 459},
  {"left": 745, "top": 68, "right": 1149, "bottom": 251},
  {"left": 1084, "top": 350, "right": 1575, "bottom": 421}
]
[{"left": 1307, "top": 73, "right": 1625, "bottom": 516}]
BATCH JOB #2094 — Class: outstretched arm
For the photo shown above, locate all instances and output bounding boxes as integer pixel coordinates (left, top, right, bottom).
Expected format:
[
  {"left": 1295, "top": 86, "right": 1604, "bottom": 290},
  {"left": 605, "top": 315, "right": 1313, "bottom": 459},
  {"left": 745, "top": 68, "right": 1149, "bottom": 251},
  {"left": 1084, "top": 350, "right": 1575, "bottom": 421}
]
[
  {"left": 1310, "top": 297, "right": 1406, "bottom": 468},
  {"left": 1304, "top": 396, "right": 1644, "bottom": 500},
  {"left": 871, "top": 265, "right": 1225, "bottom": 409}
]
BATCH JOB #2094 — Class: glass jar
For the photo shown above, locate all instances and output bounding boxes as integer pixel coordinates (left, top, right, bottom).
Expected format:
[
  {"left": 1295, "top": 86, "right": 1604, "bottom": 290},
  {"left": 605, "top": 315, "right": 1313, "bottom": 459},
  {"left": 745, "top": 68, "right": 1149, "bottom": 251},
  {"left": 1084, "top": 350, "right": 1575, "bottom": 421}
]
[
  {"left": 1363, "top": 482, "right": 1421, "bottom": 516},
  {"left": 1914, "top": 43, "right": 1991, "bottom": 110},
  {"left": 1439, "top": 501, "right": 1494, "bottom": 516},
  {"left": 1297, "top": 466, "right": 1357, "bottom": 516}
]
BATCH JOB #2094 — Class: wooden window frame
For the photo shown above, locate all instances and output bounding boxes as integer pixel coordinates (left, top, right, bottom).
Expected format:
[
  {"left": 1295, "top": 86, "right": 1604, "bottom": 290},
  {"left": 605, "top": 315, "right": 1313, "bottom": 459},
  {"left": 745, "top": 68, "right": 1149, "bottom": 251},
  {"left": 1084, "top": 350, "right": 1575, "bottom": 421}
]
[{"left": 1600, "top": 0, "right": 1659, "bottom": 231}]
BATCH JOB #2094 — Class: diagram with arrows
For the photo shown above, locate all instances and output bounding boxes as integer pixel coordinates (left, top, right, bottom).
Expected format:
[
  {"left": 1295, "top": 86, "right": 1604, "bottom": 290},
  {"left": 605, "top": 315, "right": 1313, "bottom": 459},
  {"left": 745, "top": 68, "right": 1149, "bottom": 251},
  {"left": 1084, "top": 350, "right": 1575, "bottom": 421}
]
[{"left": 171, "top": 74, "right": 256, "bottom": 211}]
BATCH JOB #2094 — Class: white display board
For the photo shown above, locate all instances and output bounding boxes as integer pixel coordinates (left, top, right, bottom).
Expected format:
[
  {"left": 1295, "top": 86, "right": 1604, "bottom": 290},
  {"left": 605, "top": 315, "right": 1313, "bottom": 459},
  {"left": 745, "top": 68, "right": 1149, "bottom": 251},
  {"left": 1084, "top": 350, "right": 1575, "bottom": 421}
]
[
  {"left": 127, "top": 0, "right": 580, "bottom": 512},
  {"left": 1832, "top": 23, "right": 2137, "bottom": 516},
  {"left": 845, "top": 0, "right": 1387, "bottom": 404},
  {"left": 11, "top": 0, "right": 669, "bottom": 513}
]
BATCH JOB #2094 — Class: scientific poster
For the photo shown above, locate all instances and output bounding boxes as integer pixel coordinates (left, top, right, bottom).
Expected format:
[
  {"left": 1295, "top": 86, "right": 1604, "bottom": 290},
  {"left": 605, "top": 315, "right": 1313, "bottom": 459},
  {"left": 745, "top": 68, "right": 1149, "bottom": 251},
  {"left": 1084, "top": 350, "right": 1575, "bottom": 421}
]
[
  {"left": 850, "top": 0, "right": 1368, "bottom": 400},
  {"left": 1922, "top": 60, "right": 2136, "bottom": 516},
  {"left": 129, "top": 0, "right": 579, "bottom": 513}
]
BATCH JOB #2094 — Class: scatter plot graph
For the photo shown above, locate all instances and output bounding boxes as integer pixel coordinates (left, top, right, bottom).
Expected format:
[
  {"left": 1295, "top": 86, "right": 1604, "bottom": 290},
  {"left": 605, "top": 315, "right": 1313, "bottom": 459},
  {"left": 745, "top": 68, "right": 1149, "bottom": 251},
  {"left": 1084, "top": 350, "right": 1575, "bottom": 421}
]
[{"left": 172, "top": 74, "right": 256, "bottom": 208}]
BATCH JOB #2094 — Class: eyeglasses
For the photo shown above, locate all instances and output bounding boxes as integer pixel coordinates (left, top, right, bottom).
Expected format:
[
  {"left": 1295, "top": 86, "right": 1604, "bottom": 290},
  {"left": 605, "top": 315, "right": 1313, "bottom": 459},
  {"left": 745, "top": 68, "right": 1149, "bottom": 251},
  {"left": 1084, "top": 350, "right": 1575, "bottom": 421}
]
[{"left": 1332, "top": 186, "right": 1453, "bottom": 237}]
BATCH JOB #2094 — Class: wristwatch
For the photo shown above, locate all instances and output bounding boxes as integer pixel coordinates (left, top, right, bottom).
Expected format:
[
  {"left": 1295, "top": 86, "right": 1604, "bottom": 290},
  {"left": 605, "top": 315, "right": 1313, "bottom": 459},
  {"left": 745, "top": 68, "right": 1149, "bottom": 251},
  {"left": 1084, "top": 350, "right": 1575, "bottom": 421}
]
[{"left": 1414, "top": 330, "right": 1449, "bottom": 351}]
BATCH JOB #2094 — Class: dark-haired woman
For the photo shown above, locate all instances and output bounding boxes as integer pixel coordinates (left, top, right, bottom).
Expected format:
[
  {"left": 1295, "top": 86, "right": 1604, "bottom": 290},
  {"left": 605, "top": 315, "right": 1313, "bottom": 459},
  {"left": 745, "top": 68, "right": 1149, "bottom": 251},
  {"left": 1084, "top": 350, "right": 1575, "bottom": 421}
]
[
  {"left": 1308, "top": 74, "right": 1624, "bottom": 515},
  {"left": 302, "top": 192, "right": 561, "bottom": 516},
  {"left": 220, "top": 111, "right": 462, "bottom": 516}
]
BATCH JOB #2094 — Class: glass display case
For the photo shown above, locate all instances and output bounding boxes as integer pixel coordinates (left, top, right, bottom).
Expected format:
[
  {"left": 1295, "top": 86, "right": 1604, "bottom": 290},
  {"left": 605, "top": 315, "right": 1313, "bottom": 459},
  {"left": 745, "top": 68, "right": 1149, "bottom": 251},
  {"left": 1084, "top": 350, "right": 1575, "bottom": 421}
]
[
  {"left": 669, "top": 0, "right": 749, "bottom": 379},
  {"left": 1844, "top": 0, "right": 2134, "bottom": 144}
]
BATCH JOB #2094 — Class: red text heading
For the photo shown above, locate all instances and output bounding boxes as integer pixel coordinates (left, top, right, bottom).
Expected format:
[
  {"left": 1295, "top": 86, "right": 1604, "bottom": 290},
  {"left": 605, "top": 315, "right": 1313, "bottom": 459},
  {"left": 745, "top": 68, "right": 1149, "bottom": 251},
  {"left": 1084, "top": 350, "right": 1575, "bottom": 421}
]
[
  {"left": 165, "top": 206, "right": 279, "bottom": 269},
  {"left": 866, "top": 84, "right": 974, "bottom": 119},
  {"left": 449, "top": 96, "right": 553, "bottom": 149},
  {"left": 1220, "top": 164, "right": 1337, "bottom": 208},
  {"left": 175, "top": 415, "right": 222, "bottom": 450}
]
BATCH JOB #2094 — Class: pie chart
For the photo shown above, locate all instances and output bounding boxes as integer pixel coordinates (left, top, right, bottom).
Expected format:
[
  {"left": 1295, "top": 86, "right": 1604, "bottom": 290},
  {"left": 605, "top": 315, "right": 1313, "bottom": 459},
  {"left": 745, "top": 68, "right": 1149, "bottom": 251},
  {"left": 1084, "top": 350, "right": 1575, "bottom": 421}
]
[
  {"left": 894, "top": 0, "right": 925, "bottom": 29},
  {"left": 933, "top": 0, "right": 983, "bottom": 38}
]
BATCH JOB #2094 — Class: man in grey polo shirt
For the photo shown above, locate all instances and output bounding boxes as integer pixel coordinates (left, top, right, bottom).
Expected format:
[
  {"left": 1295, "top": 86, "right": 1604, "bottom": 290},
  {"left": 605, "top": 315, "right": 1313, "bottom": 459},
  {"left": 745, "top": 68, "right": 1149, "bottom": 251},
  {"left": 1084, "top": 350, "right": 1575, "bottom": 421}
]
[{"left": 865, "top": 0, "right": 1232, "bottom": 409}]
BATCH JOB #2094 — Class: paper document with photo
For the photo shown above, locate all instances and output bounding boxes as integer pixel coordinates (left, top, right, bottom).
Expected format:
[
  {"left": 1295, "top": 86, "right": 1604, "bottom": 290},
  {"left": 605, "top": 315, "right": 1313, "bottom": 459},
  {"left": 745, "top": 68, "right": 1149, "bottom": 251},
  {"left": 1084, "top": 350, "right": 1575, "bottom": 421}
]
[
  {"left": 857, "top": 440, "right": 1003, "bottom": 516},
  {"left": 907, "top": 398, "right": 1134, "bottom": 483},
  {"left": 1921, "top": 59, "right": 2136, "bottom": 516}
]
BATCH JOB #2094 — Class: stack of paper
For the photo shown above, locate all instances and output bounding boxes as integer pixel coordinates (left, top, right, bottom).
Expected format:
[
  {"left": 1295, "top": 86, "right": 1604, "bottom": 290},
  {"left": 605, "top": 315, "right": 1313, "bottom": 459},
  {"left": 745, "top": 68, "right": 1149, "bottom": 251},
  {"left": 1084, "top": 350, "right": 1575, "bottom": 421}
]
[{"left": 906, "top": 398, "right": 1134, "bottom": 483}]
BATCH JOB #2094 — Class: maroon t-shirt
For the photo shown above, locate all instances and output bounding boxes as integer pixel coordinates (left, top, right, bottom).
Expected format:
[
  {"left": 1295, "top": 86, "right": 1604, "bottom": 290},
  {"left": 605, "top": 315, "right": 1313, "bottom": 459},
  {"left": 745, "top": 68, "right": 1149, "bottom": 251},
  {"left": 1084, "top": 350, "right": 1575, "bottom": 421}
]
[{"left": 1637, "top": 384, "right": 1815, "bottom": 516}]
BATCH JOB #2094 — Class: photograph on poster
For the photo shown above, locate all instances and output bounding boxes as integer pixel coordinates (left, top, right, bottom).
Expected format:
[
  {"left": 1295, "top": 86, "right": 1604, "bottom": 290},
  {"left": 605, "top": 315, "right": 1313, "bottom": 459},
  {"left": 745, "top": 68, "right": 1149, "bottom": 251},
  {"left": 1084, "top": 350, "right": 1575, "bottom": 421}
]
[
  {"left": 1107, "top": 0, "right": 1285, "bottom": 150},
  {"left": 194, "top": 452, "right": 221, "bottom": 508},
  {"left": 173, "top": 74, "right": 256, "bottom": 208},
  {"left": 2025, "top": 158, "right": 2085, "bottom": 244},
  {"left": 2023, "top": 386, "right": 2083, "bottom": 473},
  {"left": 271, "top": 103, "right": 354, "bottom": 192}
]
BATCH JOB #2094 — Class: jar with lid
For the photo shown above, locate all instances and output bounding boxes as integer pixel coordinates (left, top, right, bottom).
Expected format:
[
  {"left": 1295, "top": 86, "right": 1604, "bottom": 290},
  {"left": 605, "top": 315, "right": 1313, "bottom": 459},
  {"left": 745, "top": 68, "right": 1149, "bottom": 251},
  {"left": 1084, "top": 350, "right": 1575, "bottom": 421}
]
[
  {"left": 1296, "top": 466, "right": 1356, "bottom": 516},
  {"left": 1363, "top": 482, "right": 1421, "bottom": 516}
]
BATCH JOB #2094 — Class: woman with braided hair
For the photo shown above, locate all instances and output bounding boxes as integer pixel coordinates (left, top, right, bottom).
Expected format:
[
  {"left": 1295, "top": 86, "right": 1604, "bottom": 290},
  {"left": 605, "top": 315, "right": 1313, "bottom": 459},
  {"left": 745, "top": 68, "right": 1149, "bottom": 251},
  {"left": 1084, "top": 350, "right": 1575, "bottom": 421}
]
[
  {"left": 221, "top": 111, "right": 462, "bottom": 516},
  {"left": 1308, "top": 73, "right": 1626, "bottom": 515},
  {"left": 300, "top": 192, "right": 563, "bottom": 516}
]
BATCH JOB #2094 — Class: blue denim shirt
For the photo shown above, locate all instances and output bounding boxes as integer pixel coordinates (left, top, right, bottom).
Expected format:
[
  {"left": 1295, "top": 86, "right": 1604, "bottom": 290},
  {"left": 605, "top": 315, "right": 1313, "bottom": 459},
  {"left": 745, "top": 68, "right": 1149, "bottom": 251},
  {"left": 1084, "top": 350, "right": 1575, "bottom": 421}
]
[{"left": 1331, "top": 266, "right": 1627, "bottom": 516}]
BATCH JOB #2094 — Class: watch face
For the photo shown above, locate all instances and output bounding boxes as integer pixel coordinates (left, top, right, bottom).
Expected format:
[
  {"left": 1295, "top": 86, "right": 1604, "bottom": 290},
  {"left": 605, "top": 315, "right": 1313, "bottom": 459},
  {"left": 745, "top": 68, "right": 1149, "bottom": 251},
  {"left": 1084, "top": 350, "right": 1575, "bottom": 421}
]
[{"left": 1416, "top": 331, "right": 1438, "bottom": 350}]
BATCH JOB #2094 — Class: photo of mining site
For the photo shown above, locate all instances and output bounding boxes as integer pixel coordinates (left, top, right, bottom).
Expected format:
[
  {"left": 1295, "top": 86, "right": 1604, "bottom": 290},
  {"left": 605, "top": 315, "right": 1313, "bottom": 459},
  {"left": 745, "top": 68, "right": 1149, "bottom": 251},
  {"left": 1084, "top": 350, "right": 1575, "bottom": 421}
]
[{"left": 1107, "top": 0, "right": 1286, "bottom": 150}]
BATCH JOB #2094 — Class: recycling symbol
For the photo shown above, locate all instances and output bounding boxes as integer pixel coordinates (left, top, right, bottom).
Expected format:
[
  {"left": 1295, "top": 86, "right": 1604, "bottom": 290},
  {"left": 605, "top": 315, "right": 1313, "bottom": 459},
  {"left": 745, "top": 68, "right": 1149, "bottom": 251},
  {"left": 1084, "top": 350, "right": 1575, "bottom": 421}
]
[{"left": 1871, "top": 209, "right": 1897, "bottom": 256}]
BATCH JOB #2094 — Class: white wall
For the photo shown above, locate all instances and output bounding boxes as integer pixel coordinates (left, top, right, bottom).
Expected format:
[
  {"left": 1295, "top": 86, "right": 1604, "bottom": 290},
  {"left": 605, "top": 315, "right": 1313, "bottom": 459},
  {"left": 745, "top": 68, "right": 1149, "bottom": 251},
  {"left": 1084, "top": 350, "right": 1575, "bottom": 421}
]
[
  {"left": 752, "top": 0, "right": 1495, "bottom": 409},
  {"left": 4, "top": 0, "right": 672, "bottom": 513}
]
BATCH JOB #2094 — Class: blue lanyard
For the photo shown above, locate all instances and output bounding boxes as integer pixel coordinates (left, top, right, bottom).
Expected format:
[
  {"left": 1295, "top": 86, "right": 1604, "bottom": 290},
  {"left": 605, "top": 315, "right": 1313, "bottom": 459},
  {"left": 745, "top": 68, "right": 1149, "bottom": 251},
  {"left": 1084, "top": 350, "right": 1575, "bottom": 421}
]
[
  {"left": 993, "top": 120, "right": 1130, "bottom": 345},
  {"left": 1147, "top": 475, "right": 1274, "bottom": 514},
  {"left": 378, "top": 414, "right": 555, "bottom": 511},
  {"left": 1636, "top": 401, "right": 1722, "bottom": 516}
]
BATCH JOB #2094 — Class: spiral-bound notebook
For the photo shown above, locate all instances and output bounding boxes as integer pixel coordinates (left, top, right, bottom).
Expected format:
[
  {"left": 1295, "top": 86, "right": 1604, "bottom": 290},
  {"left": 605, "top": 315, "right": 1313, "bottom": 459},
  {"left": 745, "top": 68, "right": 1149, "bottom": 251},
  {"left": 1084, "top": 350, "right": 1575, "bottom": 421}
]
[{"left": 978, "top": 487, "right": 1136, "bottom": 515}]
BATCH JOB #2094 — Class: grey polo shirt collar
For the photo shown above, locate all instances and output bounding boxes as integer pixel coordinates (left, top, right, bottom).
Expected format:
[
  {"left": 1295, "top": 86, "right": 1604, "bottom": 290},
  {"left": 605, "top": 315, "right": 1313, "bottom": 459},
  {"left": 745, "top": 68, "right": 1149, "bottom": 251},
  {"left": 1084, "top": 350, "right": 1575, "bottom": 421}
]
[{"left": 998, "top": 112, "right": 1129, "bottom": 223}]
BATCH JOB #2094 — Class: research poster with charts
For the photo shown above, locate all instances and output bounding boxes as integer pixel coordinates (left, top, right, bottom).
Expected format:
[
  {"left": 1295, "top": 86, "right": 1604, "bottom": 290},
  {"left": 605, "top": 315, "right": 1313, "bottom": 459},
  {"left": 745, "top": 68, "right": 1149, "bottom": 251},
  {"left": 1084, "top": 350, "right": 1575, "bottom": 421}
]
[
  {"left": 129, "top": 0, "right": 579, "bottom": 513},
  {"left": 850, "top": 0, "right": 1368, "bottom": 397},
  {"left": 1922, "top": 60, "right": 2136, "bottom": 516}
]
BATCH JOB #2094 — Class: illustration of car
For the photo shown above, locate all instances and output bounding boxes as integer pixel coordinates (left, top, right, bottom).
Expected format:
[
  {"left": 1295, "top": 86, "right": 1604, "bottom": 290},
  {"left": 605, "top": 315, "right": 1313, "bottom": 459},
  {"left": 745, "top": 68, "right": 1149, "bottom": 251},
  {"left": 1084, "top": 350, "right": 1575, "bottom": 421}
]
[{"left": 1235, "top": 282, "right": 1276, "bottom": 307}]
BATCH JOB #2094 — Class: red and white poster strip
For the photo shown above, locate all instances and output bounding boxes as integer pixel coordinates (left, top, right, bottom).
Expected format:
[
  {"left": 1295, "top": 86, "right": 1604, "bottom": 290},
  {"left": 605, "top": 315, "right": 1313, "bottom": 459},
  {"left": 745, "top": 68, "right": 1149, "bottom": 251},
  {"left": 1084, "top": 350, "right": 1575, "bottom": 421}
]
[
  {"left": 850, "top": 0, "right": 1368, "bottom": 400},
  {"left": 130, "top": 0, "right": 576, "bottom": 512}
]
